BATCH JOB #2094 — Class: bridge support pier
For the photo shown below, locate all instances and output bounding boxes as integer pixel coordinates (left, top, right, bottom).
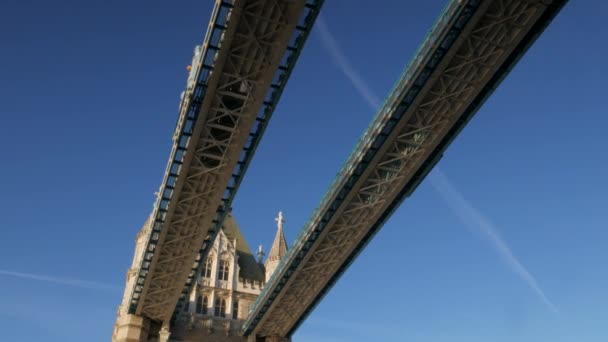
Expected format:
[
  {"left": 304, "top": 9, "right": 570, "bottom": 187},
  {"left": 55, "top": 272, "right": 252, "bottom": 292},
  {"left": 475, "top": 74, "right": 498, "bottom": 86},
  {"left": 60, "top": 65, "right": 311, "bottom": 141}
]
[{"left": 113, "top": 314, "right": 150, "bottom": 342}]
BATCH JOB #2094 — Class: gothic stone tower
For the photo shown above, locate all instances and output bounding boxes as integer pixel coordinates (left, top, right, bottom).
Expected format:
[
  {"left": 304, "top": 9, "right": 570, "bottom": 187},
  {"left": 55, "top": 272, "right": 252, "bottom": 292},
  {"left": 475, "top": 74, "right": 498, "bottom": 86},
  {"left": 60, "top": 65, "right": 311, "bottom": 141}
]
[
  {"left": 171, "top": 213, "right": 266, "bottom": 341},
  {"left": 115, "top": 212, "right": 289, "bottom": 341}
]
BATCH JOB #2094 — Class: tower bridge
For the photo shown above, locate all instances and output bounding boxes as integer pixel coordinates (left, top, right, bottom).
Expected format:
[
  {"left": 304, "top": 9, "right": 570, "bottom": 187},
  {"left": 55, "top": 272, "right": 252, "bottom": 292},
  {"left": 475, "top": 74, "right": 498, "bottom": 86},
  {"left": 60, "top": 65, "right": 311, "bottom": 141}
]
[
  {"left": 114, "top": 0, "right": 322, "bottom": 340},
  {"left": 242, "top": 0, "right": 568, "bottom": 339},
  {"left": 114, "top": 0, "right": 568, "bottom": 341}
]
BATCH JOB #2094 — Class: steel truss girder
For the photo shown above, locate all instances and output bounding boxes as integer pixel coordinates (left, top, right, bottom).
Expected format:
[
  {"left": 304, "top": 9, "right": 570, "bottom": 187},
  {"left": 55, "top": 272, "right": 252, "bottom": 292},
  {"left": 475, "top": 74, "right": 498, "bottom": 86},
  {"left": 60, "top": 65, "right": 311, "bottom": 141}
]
[
  {"left": 170, "top": 0, "right": 326, "bottom": 323},
  {"left": 243, "top": 0, "right": 568, "bottom": 338},
  {"left": 124, "top": 0, "right": 309, "bottom": 323}
]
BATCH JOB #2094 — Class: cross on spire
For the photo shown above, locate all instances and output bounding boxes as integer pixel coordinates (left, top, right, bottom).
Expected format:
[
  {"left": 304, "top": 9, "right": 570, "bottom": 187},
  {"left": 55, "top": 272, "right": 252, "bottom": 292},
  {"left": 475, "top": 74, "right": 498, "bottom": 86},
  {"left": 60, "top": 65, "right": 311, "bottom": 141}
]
[
  {"left": 267, "top": 210, "right": 288, "bottom": 265},
  {"left": 275, "top": 211, "right": 284, "bottom": 231}
]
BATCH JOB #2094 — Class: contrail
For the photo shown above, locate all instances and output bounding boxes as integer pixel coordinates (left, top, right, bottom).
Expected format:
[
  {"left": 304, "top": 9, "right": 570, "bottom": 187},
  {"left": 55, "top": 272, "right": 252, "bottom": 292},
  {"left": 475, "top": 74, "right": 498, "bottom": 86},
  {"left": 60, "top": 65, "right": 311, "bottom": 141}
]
[
  {"left": 428, "top": 171, "right": 559, "bottom": 314},
  {"left": 315, "top": 18, "right": 559, "bottom": 314},
  {"left": 0, "top": 269, "right": 121, "bottom": 292},
  {"left": 315, "top": 16, "right": 381, "bottom": 109}
]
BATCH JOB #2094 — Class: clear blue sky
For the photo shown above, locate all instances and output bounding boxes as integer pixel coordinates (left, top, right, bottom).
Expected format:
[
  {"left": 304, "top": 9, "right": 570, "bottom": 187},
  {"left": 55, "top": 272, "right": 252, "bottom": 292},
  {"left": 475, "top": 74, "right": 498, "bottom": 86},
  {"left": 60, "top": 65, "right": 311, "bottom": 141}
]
[{"left": 1, "top": 1, "right": 606, "bottom": 341}]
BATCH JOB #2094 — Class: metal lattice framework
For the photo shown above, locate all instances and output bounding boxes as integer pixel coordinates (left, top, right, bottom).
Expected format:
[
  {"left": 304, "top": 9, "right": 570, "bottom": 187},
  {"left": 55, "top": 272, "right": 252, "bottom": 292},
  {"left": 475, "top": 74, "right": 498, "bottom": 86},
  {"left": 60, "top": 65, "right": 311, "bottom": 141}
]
[
  {"left": 243, "top": 0, "right": 568, "bottom": 338},
  {"left": 172, "top": 0, "right": 324, "bottom": 321},
  {"left": 124, "top": 0, "right": 318, "bottom": 323}
]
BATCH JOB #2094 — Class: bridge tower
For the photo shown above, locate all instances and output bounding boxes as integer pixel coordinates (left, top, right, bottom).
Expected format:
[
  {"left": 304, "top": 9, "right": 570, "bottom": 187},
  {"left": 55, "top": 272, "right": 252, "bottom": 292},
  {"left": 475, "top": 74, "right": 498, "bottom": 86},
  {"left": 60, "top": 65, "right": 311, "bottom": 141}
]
[
  {"left": 169, "top": 212, "right": 266, "bottom": 341},
  {"left": 113, "top": 217, "right": 154, "bottom": 341},
  {"left": 114, "top": 212, "right": 289, "bottom": 341}
]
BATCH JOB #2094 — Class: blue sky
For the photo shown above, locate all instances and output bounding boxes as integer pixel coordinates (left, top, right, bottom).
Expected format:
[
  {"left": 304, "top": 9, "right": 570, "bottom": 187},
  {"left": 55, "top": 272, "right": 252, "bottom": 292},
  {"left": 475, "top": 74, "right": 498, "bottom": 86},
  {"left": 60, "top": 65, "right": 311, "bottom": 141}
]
[{"left": 0, "top": 0, "right": 606, "bottom": 341}]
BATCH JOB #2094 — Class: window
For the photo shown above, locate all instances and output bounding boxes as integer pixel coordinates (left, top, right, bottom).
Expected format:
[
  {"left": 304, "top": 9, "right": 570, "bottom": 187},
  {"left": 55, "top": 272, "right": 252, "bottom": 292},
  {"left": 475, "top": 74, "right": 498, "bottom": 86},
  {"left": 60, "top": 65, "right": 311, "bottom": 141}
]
[
  {"left": 218, "top": 260, "right": 229, "bottom": 281},
  {"left": 196, "top": 296, "right": 202, "bottom": 314},
  {"left": 232, "top": 300, "right": 239, "bottom": 319},
  {"left": 203, "top": 258, "right": 213, "bottom": 278},
  {"left": 202, "top": 296, "right": 208, "bottom": 315},
  {"left": 215, "top": 298, "right": 226, "bottom": 318}
]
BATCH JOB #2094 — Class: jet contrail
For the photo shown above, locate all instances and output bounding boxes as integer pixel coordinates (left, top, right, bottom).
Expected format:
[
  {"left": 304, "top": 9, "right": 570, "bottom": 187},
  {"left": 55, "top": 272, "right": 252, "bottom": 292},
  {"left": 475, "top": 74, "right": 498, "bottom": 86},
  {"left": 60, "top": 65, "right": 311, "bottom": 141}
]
[
  {"left": 315, "top": 16, "right": 381, "bottom": 110},
  {"left": 0, "top": 269, "right": 121, "bottom": 292},
  {"left": 429, "top": 170, "right": 559, "bottom": 313},
  {"left": 314, "top": 18, "right": 559, "bottom": 314}
]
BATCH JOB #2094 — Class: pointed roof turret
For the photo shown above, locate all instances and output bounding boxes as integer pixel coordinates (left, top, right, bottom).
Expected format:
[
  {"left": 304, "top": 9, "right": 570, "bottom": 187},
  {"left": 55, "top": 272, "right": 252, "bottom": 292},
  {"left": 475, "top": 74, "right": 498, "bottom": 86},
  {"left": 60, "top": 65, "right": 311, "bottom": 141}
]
[
  {"left": 266, "top": 211, "right": 288, "bottom": 264},
  {"left": 256, "top": 245, "right": 265, "bottom": 264}
]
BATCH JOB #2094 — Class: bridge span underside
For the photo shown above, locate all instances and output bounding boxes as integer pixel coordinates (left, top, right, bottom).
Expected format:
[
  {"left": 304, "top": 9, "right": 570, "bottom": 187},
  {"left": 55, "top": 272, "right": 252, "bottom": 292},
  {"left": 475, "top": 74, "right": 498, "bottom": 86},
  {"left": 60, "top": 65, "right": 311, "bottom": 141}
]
[
  {"left": 243, "top": 0, "right": 567, "bottom": 339},
  {"left": 115, "top": 0, "right": 319, "bottom": 339},
  {"left": 135, "top": 0, "right": 307, "bottom": 323}
]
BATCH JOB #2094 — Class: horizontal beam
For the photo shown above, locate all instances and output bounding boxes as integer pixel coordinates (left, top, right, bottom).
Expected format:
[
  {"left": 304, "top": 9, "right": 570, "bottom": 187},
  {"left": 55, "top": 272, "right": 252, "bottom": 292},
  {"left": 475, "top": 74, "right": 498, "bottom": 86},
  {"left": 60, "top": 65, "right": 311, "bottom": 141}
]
[
  {"left": 122, "top": 0, "right": 311, "bottom": 323},
  {"left": 171, "top": 0, "right": 326, "bottom": 323},
  {"left": 243, "top": 0, "right": 569, "bottom": 338}
]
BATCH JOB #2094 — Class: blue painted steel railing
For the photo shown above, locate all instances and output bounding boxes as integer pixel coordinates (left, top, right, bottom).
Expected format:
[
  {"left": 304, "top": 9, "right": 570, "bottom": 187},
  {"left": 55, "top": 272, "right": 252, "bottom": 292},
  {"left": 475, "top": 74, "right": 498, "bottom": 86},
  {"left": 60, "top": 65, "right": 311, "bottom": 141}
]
[{"left": 171, "top": 0, "right": 327, "bottom": 320}]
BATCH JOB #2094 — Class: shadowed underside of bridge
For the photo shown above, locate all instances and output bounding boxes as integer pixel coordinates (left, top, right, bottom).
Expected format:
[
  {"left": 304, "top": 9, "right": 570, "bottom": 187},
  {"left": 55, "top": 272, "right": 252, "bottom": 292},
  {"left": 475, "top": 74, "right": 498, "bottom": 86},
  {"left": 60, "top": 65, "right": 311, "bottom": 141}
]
[
  {"left": 116, "top": 0, "right": 324, "bottom": 337},
  {"left": 243, "top": 0, "right": 568, "bottom": 339}
]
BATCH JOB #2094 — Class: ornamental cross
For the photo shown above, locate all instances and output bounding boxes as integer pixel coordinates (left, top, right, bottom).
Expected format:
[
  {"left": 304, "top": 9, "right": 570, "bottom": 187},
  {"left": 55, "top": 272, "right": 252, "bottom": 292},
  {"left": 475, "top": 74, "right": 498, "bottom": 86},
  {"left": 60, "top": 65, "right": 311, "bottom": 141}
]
[{"left": 275, "top": 211, "right": 284, "bottom": 230}]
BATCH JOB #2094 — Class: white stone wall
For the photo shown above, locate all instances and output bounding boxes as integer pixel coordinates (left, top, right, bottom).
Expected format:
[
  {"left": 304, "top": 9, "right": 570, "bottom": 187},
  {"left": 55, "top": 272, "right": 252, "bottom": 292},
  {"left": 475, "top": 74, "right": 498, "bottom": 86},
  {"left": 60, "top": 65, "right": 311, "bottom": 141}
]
[{"left": 177, "top": 228, "right": 263, "bottom": 340}]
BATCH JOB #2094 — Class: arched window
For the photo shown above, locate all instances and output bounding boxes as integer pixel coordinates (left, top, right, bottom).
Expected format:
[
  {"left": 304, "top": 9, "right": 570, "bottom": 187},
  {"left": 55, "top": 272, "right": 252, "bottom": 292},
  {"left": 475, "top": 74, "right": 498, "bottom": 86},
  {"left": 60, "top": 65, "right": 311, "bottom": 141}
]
[
  {"left": 202, "top": 296, "right": 208, "bottom": 315},
  {"left": 195, "top": 296, "right": 202, "bottom": 314},
  {"left": 218, "top": 260, "right": 229, "bottom": 281},
  {"left": 232, "top": 300, "right": 239, "bottom": 319},
  {"left": 220, "top": 299, "right": 226, "bottom": 318},
  {"left": 215, "top": 297, "right": 226, "bottom": 318},
  {"left": 203, "top": 258, "right": 213, "bottom": 278}
]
